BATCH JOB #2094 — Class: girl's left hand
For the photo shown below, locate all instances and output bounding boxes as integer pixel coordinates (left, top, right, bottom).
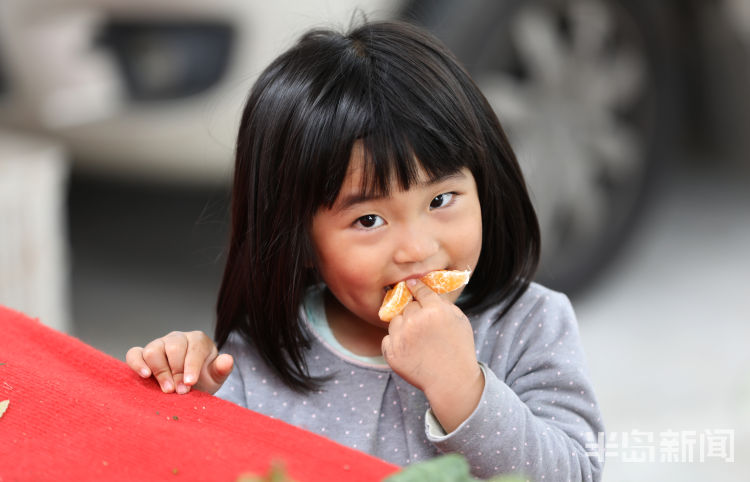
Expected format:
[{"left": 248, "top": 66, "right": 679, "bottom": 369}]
[{"left": 381, "top": 278, "right": 484, "bottom": 432}]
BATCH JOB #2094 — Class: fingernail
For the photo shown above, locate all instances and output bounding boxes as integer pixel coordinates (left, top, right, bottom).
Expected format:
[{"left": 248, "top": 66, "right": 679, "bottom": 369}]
[
  {"left": 183, "top": 374, "right": 195, "bottom": 384},
  {"left": 140, "top": 368, "right": 150, "bottom": 377},
  {"left": 162, "top": 380, "right": 174, "bottom": 393},
  {"left": 176, "top": 383, "right": 189, "bottom": 395},
  {"left": 407, "top": 278, "right": 417, "bottom": 287}
]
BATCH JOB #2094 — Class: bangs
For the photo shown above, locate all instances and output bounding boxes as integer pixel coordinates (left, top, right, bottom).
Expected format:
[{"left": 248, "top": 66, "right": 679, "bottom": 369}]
[
  {"left": 296, "top": 24, "right": 485, "bottom": 212},
  {"left": 315, "top": 124, "right": 474, "bottom": 211},
  {"left": 355, "top": 124, "right": 473, "bottom": 202}
]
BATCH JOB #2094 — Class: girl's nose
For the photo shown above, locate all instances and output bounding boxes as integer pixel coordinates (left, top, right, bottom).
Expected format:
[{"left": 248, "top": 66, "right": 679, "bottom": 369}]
[{"left": 393, "top": 226, "right": 439, "bottom": 264}]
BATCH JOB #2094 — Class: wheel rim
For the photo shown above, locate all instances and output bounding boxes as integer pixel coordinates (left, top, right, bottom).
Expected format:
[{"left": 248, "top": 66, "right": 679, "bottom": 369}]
[{"left": 475, "top": 0, "right": 654, "bottom": 289}]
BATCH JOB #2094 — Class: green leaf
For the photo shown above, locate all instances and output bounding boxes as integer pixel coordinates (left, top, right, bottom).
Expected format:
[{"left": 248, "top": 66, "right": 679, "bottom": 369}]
[
  {"left": 384, "top": 454, "right": 472, "bottom": 482},
  {"left": 383, "top": 454, "right": 525, "bottom": 482}
]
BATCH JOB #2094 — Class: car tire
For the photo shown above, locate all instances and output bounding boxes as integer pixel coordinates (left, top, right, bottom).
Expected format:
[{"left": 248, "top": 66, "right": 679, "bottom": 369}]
[{"left": 401, "top": 0, "right": 683, "bottom": 295}]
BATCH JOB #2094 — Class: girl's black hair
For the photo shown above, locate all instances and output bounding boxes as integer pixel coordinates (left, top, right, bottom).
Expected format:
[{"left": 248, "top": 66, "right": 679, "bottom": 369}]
[{"left": 215, "top": 20, "right": 540, "bottom": 392}]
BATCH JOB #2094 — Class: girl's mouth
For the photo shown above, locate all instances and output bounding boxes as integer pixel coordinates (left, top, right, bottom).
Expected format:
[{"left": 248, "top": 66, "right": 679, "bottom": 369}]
[{"left": 382, "top": 272, "right": 432, "bottom": 293}]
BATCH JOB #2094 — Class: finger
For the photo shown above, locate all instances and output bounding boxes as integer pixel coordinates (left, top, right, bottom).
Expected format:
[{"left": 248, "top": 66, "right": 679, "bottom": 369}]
[
  {"left": 381, "top": 334, "right": 392, "bottom": 363},
  {"left": 141, "top": 339, "right": 176, "bottom": 393},
  {"left": 400, "top": 297, "right": 422, "bottom": 318},
  {"left": 182, "top": 331, "right": 214, "bottom": 386},
  {"left": 163, "top": 332, "right": 192, "bottom": 394},
  {"left": 386, "top": 309, "right": 406, "bottom": 335},
  {"left": 207, "top": 354, "right": 234, "bottom": 385},
  {"left": 406, "top": 278, "right": 441, "bottom": 305},
  {"left": 194, "top": 353, "right": 234, "bottom": 395},
  {"left": 126, "top": 347, "right": 152, "bottom": 378},
  {"left": 163, "top": 332, "right": 189, "bottom": 371}
]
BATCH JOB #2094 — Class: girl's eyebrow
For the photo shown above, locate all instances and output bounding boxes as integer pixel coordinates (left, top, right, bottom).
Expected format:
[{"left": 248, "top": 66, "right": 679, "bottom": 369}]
[{"left": 335, "top": 170, "right": 468, "bottom": 212}]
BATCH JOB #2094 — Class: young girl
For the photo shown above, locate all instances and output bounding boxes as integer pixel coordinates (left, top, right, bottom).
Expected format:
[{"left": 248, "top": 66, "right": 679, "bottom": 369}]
[{"left": 127, "top": 20, "right": 604, "bottom": 480}]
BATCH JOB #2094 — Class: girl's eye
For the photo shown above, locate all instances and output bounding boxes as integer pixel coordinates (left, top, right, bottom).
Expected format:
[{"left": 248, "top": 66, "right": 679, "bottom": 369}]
[
  {"left": 430, "top": 192, "right": 455, "bottom": 209},
  {"left": 354, "top": 214, "right": 384, "bottom": 229}
]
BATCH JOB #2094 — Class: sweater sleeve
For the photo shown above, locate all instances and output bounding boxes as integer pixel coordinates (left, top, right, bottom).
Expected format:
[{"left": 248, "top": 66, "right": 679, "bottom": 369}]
[{"left": 425, "top": 289, "right": 605, "bottom": 481}]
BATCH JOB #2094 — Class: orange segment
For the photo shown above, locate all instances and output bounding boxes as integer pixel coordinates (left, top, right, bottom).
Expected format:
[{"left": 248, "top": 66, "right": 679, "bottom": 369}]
[
  {"left": 420, "top": 269, "right": 472, "bottom": 294},
  {"left": 378, "top": 281, "right": 413, "bottom": 322},
  {"left": 378, "top": 269, "right": 472, "bottom": 322}
]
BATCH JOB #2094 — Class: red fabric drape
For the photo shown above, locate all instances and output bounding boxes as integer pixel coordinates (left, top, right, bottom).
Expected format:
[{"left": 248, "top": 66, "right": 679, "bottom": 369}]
[{"left": 0, "top": 305, "right": 399, "bottom": 481}]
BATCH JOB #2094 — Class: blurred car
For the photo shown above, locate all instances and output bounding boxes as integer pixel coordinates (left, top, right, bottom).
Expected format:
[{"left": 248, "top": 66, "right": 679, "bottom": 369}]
[
  {"left": 1, "top": 0, "right": 748, "bottom": 295},
  {"left": 0, "top": 0, "right": 401, "bottom": 182}
]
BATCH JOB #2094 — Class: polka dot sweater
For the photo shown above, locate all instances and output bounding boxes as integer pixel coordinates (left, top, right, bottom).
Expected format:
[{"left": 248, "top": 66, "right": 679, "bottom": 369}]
[{"left": 215, "top": 282, "right": 604, "bottom": 480}]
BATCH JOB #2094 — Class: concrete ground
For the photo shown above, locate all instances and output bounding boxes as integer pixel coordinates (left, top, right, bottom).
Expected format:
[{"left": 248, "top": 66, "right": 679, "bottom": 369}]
[
  {"left": 69, "top": 154, "right": 750, "bottom": 481},
  {"left": 574, "top": 160, "right": 750, "bottom": 481}
]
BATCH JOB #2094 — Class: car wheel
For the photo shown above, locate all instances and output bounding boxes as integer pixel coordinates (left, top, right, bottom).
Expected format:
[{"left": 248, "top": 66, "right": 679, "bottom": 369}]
[{"left": 402, "top": 0, "right": 682, "bottom": 295}]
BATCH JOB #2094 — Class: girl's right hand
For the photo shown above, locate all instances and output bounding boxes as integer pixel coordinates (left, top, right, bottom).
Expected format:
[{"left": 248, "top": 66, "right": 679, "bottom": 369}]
[{"left": 126, "top": 331, "right": 234, "bottom": 395}]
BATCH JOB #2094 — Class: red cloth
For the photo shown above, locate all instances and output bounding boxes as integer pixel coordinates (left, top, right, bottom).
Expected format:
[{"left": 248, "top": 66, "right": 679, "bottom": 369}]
[{"left": 0, "top": 305, "right": 399, "bottom": 481}]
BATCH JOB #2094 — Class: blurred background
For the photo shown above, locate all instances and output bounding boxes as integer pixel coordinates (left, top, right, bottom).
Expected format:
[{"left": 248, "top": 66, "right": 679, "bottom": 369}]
[{"left": 1, "top": 0, "right": 748, "bottom": 479}]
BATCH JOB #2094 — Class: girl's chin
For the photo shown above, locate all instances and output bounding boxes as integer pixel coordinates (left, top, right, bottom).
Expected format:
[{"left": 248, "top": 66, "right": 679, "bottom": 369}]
[{"left": 356, "top": 310, "right": 390, "bottom": 329}]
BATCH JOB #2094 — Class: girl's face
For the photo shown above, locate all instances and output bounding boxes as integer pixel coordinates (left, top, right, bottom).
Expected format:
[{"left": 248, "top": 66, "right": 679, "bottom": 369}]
[{"left": 311, "top": 145, "right": 483, "bottom": 330}]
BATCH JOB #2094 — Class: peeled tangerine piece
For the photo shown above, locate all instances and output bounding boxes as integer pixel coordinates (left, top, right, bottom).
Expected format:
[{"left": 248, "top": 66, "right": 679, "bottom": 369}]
[{"left": 378, "top": 269, "right": 471, "bottom": 322}]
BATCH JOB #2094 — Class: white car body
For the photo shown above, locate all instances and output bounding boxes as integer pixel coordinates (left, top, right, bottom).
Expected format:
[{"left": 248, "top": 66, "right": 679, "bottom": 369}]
[{"left": 0, "top": 0, "right": 399, "bottom": 183}]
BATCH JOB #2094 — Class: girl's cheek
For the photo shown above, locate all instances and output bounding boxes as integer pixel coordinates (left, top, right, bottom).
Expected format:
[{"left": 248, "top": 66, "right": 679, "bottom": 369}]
[
  {"left": 328, "top": 247, "right": 379, "bottom": 286},
  {"left": 451, "top": 214, "right": 482, "bottom": 256},
  {"left": 343, "top": 268, "right": 373, "bottom": 287},
  {"left": 464, "top": 207, "right": 483, "bottom": 259}
]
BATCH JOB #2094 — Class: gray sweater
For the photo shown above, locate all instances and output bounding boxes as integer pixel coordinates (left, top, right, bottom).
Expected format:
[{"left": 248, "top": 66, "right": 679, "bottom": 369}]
[{"left": 215, "top": 282, "right": 604, "bottom": 480}]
